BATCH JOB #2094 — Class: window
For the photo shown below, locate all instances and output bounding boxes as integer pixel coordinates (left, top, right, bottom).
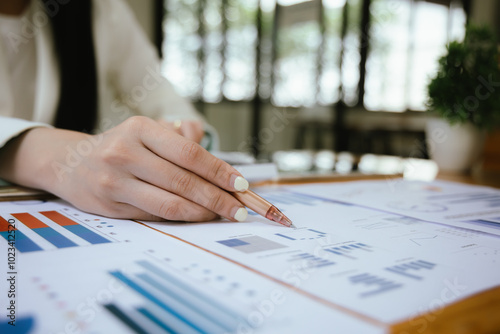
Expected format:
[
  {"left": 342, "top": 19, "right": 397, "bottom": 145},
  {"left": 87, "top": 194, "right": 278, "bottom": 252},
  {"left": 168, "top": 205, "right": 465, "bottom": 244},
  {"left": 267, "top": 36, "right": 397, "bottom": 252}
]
[
  {"left": 159, "top": 0, "right": 469, "bottom": 154},
  {"left": 365, "top": 0, "right": 467, "bottom": 111},
  {"left": 161, "top": 0, "right": 467, "bottom": 110}
]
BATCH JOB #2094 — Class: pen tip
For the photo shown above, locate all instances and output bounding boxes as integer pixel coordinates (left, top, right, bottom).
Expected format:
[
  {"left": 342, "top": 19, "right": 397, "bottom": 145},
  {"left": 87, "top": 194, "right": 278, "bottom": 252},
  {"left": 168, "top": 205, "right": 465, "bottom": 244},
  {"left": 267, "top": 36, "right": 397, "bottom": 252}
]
[
  {"left": 266, "top": 206, "right": 295, "bottom": 228},
  {"left": 280, "top": 215, "right": 295, "bottom": 228}
]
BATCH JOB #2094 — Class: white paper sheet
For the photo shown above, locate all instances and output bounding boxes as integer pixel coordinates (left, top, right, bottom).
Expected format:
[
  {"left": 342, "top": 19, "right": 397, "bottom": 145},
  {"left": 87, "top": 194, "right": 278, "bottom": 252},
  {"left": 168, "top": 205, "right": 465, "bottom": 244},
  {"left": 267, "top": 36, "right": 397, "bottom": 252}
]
[
  {"left": 0, "top": 199, "right": 383, "bottom": 334},
  {"left": 2, "top": 179, "right": 500, "bottom": 333},
  {"left": 144, "top": 185, "right": 500, "bottom": 324},
  {"left": 292, "top": 178, "right": 500, "bottom": 235}
]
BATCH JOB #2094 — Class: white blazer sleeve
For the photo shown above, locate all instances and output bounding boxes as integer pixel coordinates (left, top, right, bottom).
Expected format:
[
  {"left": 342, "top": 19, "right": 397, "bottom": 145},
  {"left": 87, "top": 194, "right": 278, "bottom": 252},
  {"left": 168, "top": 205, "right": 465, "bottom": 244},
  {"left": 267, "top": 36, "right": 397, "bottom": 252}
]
[{"left": 0, "top": 117, "right": 51, "bottom": 148}]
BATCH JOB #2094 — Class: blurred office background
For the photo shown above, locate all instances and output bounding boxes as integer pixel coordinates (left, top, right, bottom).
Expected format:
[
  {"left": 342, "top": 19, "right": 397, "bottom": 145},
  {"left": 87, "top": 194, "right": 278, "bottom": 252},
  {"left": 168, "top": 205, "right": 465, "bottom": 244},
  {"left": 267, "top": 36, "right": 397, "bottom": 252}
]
[{"left": 125, "top": 0, "right": 500, "bottom": 167}]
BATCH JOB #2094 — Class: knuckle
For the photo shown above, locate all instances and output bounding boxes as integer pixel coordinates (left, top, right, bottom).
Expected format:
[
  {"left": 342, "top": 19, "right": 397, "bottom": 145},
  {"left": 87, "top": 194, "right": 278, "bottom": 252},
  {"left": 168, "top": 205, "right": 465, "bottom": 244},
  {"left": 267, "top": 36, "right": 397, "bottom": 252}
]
[
  {"left": 96, "top": 172, "right": 119, "bottom": 194},
  {"left": 208, "top": 160, "right": 227, "bottom": 183},
  {"left": 207, "top": 190, "right": 226, "bottom": 214},
  {"left": 122, "top": 115, "right": 149, "bottom": 132},
  {"left": 100, "top": 139, "right": 130, "bottom": 166},
  {"left": 171, "top": 171, "right": 194, "bottom": 194},
  {"left": 179, "top": 141, "right": 203, "bottom": 165},
  {"left": 157, "top": 199, "right": 180, "bottom": 220}
]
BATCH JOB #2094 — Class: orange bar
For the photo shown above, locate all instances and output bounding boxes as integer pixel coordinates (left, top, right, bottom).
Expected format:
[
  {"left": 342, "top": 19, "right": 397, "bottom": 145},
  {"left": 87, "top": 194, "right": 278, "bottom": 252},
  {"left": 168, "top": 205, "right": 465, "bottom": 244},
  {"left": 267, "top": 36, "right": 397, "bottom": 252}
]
[
  {"left": 12, "top": 213, "right": 48, "bottom": 229},
  {"left": 40, "top": 211, "right": 78, "bottom": 226},
  {"left": 0, "top": 216, "right": 15, "bottom": 232}
]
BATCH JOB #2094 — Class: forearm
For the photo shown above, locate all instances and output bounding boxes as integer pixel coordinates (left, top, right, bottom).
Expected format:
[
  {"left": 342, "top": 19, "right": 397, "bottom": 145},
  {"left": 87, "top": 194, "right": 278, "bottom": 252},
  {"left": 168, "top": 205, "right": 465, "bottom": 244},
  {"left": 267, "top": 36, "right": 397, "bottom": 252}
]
[{"left": 0, "top": 127, "right": 89, "bottom": 192}]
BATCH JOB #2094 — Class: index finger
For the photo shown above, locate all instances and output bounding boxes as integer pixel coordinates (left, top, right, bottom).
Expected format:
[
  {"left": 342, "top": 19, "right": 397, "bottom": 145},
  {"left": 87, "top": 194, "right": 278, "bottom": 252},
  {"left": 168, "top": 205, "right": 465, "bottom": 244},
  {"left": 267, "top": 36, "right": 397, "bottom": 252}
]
[{"left": 140, "top": 120, "right": 249, "bottom": 193}]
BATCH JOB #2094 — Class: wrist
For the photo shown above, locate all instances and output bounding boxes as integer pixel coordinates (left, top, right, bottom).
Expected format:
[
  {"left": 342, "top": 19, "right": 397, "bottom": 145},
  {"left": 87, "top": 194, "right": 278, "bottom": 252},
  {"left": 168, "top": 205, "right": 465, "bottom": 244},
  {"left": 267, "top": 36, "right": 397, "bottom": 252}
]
[{"left": 0, "top": 127, "right": 92, "bottom": 192}]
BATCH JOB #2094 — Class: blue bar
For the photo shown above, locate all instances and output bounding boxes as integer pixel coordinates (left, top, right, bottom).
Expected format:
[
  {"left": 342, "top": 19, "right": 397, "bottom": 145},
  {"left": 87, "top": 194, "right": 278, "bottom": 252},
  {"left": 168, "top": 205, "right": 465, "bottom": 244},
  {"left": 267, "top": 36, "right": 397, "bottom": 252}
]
[
  {"left": 138, "top": 273, "right": 230, "bottom": 333},
  {"left": 350, "top": 244, "right": 361, "bottom": 248},
  {"left": 307, "top": 229, "right": 326, "bottom": 234},
  {"left": 103, "top": 304, "right": 149, "bottom": 334},
  {"left": 404, "top": 263, "right": 421, "bottom": 270},
  {"left": 360, "top": 284, "right": 403, "bottom": 298},
  {"left": 342, "top": 246, "right": 350, "bottom": 250},
  {"left": 363, "top": 276, "right": 387, "bottom": 284},
  {"left": 0, "top": 316, "right": 35, "bottom": 333},
  {"left": 137, "top": 308, "right": 176, "bottom": 333},
  {"left": 217, "top": 239, "right": 248, "bottom": 247},
  {"left": 415, "top": 260, "right": 435, "bottom": 269},
  {"left": 394, "top": 265, "right": 409, "bottom": 271},
  {"left": 386, "top": 268, "right": 423, "bottom": 280},
  {"left": 34, "top": 227, "right": 77, "bottom": 248},
  {"left": 64, "top": 225, "right": 110, "bottom": 245},
  {"left": 275, "top": 233, "right": 295, "bottom": 241},
  {"left": 110, "top": 271, "right": 205, "bottom": 333},
  {"left": 294, "top": 254, "right": 314, "bottom": 259},
  {"left": 350, "top": 273, "right": 372, "bottom": 283},
  {"left": 1, "top": 230, "right": 43, "bottom": 253},
  {"left": 325, "top": 249, "right": 343, "bottom": 255},
  {"left": 314, "top": 262, "right": 335, "bottom": 268},
  {"left": 357, "top": 243, "right": 368, "bottom": 247},
  {"left": 137, "top": 261, "right": 243, "bottom": 323}
]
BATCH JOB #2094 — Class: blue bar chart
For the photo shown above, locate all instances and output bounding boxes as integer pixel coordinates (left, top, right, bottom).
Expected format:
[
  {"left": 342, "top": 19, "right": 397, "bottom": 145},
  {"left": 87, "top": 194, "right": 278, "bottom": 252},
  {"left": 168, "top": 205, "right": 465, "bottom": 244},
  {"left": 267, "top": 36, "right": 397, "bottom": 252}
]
[
  {"left": 40, "top": 211, "right": 111, "bottom": 245},
  {"left": 287, "top": 252, "right": 335, "bottom": 269},
  {"left": 385, "top": 260, "right": 436, "bottom": 280},
  {"left": 349, "top": 273, "right": 403, "bottom": 298},
  {"left": 106, "top": 260, "right": 247, "bottom": 334},
  {"left": 12, "top": 213, "right": 77, "bottom": 249},
  {"left": 217, "top": 235, "right": 287, "bottom": 253},
  {"left": 275, "top": 228, "right": 328, "bottom": 241},
  {"left": 0, "top": 216, "right": 42, "bottom": 253},
  {"left": 324, "top": 243, "right": 372, "bottom": 260},
  {"left": 0, "top": 210, "right": 111, "bottom": 253}
]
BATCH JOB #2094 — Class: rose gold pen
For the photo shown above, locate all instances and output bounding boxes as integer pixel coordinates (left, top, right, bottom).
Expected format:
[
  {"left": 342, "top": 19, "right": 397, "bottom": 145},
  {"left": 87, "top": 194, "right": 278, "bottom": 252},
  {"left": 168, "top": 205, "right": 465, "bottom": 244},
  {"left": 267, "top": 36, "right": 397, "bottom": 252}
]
[{"left": 232, "top": 190, "right": 296, "bottom": 228}]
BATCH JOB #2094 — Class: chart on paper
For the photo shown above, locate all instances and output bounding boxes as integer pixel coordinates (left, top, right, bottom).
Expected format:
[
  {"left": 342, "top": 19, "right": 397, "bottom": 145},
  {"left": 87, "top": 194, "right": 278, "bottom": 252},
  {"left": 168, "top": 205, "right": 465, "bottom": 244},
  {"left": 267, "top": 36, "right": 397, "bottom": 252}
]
[
  {"left": 291, "top": 179, "right": 500, "bottom": 235},
  {"left": 143, "top": 185, "right": 500, "bottom": 323},
  {"left": 0, "top": 205, "right": 121, "bottom": 253}
]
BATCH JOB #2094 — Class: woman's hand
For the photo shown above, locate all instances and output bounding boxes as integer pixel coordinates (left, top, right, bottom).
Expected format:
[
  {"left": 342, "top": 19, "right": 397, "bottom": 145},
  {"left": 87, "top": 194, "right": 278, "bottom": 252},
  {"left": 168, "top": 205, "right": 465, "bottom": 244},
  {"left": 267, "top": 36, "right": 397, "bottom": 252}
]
[
  {"left": 157, "top": 119, "right": 205, "bottom": 144},
  {"left": 0, "top": 116, "right": 249, "bottom": 222}
]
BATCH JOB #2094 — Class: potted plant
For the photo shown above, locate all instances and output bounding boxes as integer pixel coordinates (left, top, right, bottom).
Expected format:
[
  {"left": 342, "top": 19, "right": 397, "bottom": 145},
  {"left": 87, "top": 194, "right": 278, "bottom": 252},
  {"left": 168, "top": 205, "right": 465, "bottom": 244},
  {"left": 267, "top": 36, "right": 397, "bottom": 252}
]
[{"left": 426, "top": 25, "right": 500, "bottom": 173}]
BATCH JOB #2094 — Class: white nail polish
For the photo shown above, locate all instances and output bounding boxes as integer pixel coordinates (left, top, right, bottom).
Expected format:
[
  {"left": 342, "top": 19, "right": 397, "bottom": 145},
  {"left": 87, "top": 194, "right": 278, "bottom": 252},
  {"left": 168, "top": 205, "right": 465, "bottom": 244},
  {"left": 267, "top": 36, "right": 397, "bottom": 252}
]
[
  {"left": 234, "top": 176, "right": 249, "bottom": 192},
  {"left": 234, "top": 207, "right": 248, "bottom": 222}
]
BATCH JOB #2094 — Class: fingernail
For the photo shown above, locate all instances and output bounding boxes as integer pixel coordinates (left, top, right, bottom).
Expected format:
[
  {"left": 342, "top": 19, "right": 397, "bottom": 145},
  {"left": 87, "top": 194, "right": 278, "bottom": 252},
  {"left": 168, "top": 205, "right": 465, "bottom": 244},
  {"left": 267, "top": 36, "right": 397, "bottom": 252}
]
[
  {"left": 232, "top": 175, "right": 249, "bottom": 192},
  {"left": 233, "top": 207, "right": 248, "bottom": 222}
]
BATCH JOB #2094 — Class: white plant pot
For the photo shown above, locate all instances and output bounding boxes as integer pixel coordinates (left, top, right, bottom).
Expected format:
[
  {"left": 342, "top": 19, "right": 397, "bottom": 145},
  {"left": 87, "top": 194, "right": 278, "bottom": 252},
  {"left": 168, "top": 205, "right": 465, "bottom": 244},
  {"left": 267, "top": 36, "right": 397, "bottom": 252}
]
[{"left": 425, "top": 118, "right": 485, "bottom": 173}]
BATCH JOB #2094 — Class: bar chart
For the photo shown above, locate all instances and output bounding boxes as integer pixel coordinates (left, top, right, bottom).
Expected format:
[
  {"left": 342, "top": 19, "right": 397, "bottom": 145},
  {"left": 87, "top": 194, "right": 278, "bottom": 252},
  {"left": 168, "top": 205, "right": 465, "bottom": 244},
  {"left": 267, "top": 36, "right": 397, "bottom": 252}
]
[
  {"left": 217, "top": 235, "right": 287, "bottom": 253},
  {"left": 348, "top": 273, "right": 403, "bottom": 298},
  {"left": 275, "top": 228, "right": 328, "bottom": 241},
  {"left": 106, "top": 260, "right": 248, "bottom": 334},
  {"left": 0, "top": 216, "right": 42, "bottom": 253},
  {"left": 287, "top": 252, "right": 335, "bottom": 270},
  {"left": 12, "top": 213, "right": 78, "bottom": 249},
  {"left": 40, "top": 211, "right": 111, "bottom": 245},
  {"left": 324, "top": 243, "right": 373, "bottom": 260},
  {"left": 0, "top": 210, "right": 112, "bottom": 253},
  {"left": 385, "top": 260, "right": 436, "bottom": 280}
]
